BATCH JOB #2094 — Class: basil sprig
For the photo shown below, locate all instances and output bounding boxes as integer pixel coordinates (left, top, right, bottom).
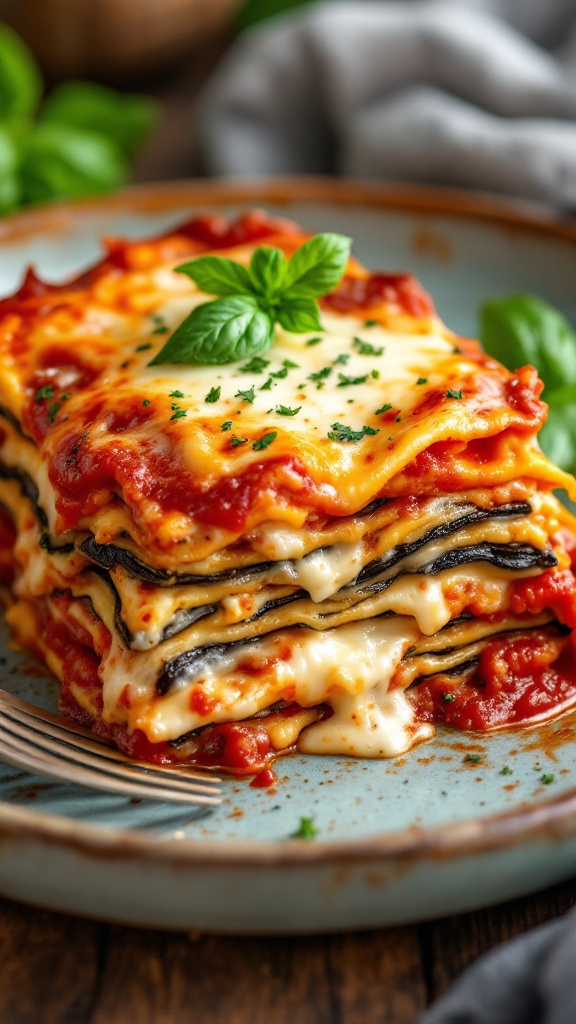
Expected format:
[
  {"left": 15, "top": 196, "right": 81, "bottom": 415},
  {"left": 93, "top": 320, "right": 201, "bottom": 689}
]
[
  {"left": 149, "top": 233, "right": 351, "bottom": 366},
  {"left": 480, "top": 293, "right": 576, "bottom": 474}
]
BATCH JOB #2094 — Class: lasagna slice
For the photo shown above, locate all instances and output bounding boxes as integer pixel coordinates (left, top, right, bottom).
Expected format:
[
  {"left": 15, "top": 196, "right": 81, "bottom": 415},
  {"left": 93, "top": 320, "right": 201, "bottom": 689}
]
[{"left": 0, "top": 209, "right": 575, "bottom": 774}]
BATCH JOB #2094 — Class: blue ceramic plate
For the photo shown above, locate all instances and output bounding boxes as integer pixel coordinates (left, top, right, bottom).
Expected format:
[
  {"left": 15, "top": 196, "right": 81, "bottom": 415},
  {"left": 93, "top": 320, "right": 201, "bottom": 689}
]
[{"left": 1, "top": 180, "right": 576, "bottom": 934}]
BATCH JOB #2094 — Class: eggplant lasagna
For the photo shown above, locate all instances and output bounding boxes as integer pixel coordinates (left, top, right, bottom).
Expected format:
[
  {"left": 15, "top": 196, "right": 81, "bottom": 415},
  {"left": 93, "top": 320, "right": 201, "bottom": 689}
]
[{"left": 1, "top": 209, "right": 576, "bottom": 774}]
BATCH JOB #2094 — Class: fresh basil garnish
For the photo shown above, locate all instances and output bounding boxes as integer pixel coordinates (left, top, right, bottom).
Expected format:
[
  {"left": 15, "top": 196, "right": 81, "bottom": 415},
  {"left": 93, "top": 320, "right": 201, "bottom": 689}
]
[
  {"left": 149, "top": 296, "right": 274, "bottom": 367},
  {"left": 480, "top": 293, "right": 576, "bottom": 473},
  {"left": 150, "top": 232, "right": 351, "bottom": 366}
]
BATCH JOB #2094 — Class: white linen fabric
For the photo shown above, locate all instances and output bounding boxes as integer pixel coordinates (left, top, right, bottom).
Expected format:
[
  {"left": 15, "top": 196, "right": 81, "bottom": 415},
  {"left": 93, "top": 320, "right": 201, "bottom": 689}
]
[{"left": 199, "top": 0, "right": 576, "bottom": 206}]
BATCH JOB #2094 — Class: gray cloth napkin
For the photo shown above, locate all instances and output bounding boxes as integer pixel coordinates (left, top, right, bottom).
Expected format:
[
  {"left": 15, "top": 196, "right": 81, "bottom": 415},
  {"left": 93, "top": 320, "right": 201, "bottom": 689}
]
[
  {"left": 420, "top": 906, "right": 576, "bottom": 1024},
  {"left": 199, "top": 0, "right": 576, "bottom": 207}
]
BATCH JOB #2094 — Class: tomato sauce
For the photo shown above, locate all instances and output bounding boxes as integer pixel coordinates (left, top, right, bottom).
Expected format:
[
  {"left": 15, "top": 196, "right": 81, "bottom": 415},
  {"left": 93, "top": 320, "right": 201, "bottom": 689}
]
[
  {"left": 410, "top": 631, "right": 576, "bottom": 732},
  {"left": 323, "top": 271, "right": 435, "bottom": 317}
]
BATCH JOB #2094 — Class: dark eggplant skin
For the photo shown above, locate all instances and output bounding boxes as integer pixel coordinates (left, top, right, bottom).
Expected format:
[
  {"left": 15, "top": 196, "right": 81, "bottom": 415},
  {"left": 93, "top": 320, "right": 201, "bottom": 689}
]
[{"left": 80, "top": 500, "right": 532, "bottom": 588}]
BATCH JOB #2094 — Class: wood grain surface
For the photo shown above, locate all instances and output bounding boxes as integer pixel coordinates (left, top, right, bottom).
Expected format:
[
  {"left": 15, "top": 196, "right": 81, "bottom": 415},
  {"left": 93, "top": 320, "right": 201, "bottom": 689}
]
[{"left": 1, "top": 879, "right": 575, "bottom": 1024}]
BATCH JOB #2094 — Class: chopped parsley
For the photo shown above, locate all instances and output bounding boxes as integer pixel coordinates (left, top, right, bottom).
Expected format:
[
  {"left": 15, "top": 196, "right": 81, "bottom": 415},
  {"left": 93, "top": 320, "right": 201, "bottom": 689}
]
[
  {"left": 364, "top": 319, "right": 378, "bottom": 327},
  {"left": 271, "top": 367, "right": 288, "bottom": 380},
  {"left": 453, "top": 346, "right": 463, "bottom": 355},
  {"left": 152, "top": 326, "right": 169, "bottom": 335},
  {"left": 375, "top": 403, "right": 393, "bottom": 415},
  {"left": 275, "top": 405, "right": 301, "bottom": 417},
  {"left": 205, "top": 386, "right": 221, "bottom": 403},
  {"left": 60, "top": 392, "right": 71, "bottom": 401},
  {"left": 417, "top": 377, "right": 428, "bottom": 385},
  {"left": 441, "top": 692, "right": 455, "bottom": 703},
  {"left": 292, "top": 816, "right": 319, "bottom": 840},
  {"left": 240, "top": 356, "right": 270, "bottom": 373},
  {"left": 39, "top": 531, "right": 49, "bottom": 550},
  {"left": 220, "top": 420, "right": 233, "bottom": 431},
  {"left": 48, "top": 402, "right": 61, "bottom": 423},
  {"left": 541, "top": 773, "right": 555, "bottom": 785},
  {"left": 305, "top": 336, "right": 323, "bottom": 346},
  {"left": 446, "top": 389, "right": 463, "bottom": 399},
  {"left": 337, "top": 372, "right": 368, "bottom": 387},
  {"left": 169, "top": 390, "right": 185, "bottom": 399},
  {"left": 328, "top": 422, "right": 379, "bottom": 442},
  {"left": 35, "top": 385, "right": 54, "bottom": 403},
  {"left": 500, "top": 766, "right": 513, "bottom": 776},
  {"left": 283, "top": 359, "right": 299, "bottom": 369},
  {"left": 308, "top": 366, "right": 332, "bottom": 388},
  {"left": 332, "top": 353, "right": 350, "bottom": 366},
  {"left": 464, "top": 753, "right": 482, "bottom": 764},
  {"left": 260, "top": 377, "right": 274, "bottom": 390},
  {"left": 231, "top": 435, "right": 248, "bottom": 447},
  {"left": 135, "top": 343, "right": 152, "bottom": 352},
  {"left": 371, "top": 369, "right": 380, "bottom": 380},
  {"left": 252, "top": 431, "right": 277, "bottom": 451},
  {"left": 142, "top": 399, "right": 151, "bottom": 407},
  {"left": 353, "top": 336, "right": 384, "bottom": 356},
  {"left": 170, "top": 409, "right": 187, "bottom": 421},
  {"left": 235, "top": 387, "right": 255, "bottom": 404}
]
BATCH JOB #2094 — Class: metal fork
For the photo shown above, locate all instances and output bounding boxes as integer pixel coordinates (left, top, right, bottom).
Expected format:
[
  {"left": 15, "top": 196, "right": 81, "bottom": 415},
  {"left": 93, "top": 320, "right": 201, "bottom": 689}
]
[{"left": 0, "top": 689, "right": 222, "bottom": 806}]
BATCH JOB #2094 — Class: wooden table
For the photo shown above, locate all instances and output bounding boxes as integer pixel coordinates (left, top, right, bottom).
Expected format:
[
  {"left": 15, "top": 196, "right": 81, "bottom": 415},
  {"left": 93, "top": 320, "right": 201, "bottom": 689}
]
[
  {"left": 1, "top": 41, "right": 576, "bottom": 1024},
  {"left": 1, "top": 878, "right": 575, "bottom": 1023}
]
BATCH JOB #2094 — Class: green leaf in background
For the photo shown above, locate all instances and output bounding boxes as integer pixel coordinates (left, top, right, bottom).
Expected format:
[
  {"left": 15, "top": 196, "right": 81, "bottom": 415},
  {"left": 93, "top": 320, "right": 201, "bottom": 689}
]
[
  {"left": 539, "top": 386, "right": 576, "bottom": 476},
  {"left": 40, "top": 81, "right": 158, "bottom": 161},
  {"left": 0, "top": 23, "right": 42, "bottom": 121},
  {"left": 0, "top": 126, "right": 20, "bottom": 213},
  {"left": 19, "top": 123, "right": 128, "bottom": 204},
  {"left": 480, "top": 294, "right": 576, "bottom": 393},
  {"left": 480, "top": 293, "right": 576, "bottom": 475},
  {"left": 234, "top": 0, "right": 317, "bottom": 32}
]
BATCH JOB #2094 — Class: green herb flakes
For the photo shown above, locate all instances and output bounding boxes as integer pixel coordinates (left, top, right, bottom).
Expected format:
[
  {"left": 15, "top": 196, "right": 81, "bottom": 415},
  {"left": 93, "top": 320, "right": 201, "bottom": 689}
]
[
  {"left": 306, "top": 336, "right": 323, "bottom": 346},
  {"left": 500, "top": 766, "right": 513, "bottom": 776},
  {"left": 375, "top": 403, "right": 393, "bottom": 415},
  {"left": 337, "top": 372, "right": 368, "bottom": 388},
  {"left": 240, "top": 355, "right": 270, "bottom": 373},
  {"left": 142, "top": 399, "right": 150, "bottom": 407},
  {"left": 464, "top": 753, "right": 482, "bottom": 764},
  {"left": 170, "top": 409, "right": 187, "bottom": 421},
  {"left": 292, "top": 816, "right": 319, "bottom": 840},
  {"left": 135, "top": 343, "right": 152, "bottom": 352},
  {"left": 35, "top": 385, "right": 54, "bottom": 403},
  {"left": 417, "top": 377, "right": 428, "bottom": 385},
  {"left": 169, "top": 390, "right": 185, "bottom": 398},
  {"left": 446, "top": 389, "right": 463, "bottom": 400},
  {"left": 205, "top": 386, "right": 221, "bottom": 403},
  {"left": 252, "top": 431, "right": 277, "bottom": 451},
  {"left": 275, "top": 405, "right": 301, "bottom": 417},
  {"left": 353, "top": 336, "right": 384, "bottom": 356},
  {"left": 235, "top": 387, "right": 255, "bottom": 404},
  {"left": 220, "top": 420, "right": 233, "bottom": 431},
  {"left": 541, "top": 773, "right": 555, "bottom": 785},
  {"left": 328, "top": 422, "right": 379, "bottom": 443},
  {"left": 231, "top": 435, "right": 248, "bottom": 447}
]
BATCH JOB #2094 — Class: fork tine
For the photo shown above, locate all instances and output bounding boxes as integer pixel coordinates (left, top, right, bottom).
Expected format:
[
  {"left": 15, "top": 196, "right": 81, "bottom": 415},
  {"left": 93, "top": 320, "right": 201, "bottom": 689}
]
[
  {"left": 0, "top": 730, "right": 222, "bottom": 804},
  {"left": 0, "top": 694, "right": 223, "bottom": 804},
  {"left": 0, "top": 691, "right": 222, "bottom": 784}
]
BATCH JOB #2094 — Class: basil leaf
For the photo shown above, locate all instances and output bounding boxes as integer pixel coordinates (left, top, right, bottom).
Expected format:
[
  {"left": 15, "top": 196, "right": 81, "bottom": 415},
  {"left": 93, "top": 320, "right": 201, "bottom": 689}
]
[
  {"left": 538, "top": 404, "right": 576, "bottom": 475},
  {"left": 149, "top": 296, "right": 274, "bottom": 366},
  {"left": 282, "top": 233, "right": 351, "bottom": 299},
  {"left": 20, "top": 123, "right": 127, "bottom": 203},
  {"left": 41, "top": 81, "right": 157, "bottom": 160},
  {"left": 276, "top": 297, "right": 322, "bottom": 333},
  {"left": 235, "top": 0, "right": 316, "bottom": 32},
  {"left": 0, "top": 24, "right": 42, "bottom": 121},
  {"left": 0, "top": 126, "right": 20, "bottom": 213},
  {"left": 175, "top": 256, "right": 255, "bottom": 297},
  {"left": 249, "top": 246, "right": 287, "bottom": 299},
  {"left": 480, "top": 294, "right": 576, "bottom": 392}
]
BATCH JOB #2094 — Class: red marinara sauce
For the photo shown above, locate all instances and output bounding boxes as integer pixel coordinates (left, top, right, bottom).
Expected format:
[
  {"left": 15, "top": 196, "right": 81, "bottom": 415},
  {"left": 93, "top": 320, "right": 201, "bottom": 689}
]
[{"left": 410, "top": 632, "right": 576, "bottom": 732}]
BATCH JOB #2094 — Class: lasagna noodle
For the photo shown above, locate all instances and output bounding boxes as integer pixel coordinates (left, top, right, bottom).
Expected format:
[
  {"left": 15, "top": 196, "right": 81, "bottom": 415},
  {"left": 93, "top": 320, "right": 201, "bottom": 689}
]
[{"left": 0, "top": 210, "right": 576, "bottom": 769}]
